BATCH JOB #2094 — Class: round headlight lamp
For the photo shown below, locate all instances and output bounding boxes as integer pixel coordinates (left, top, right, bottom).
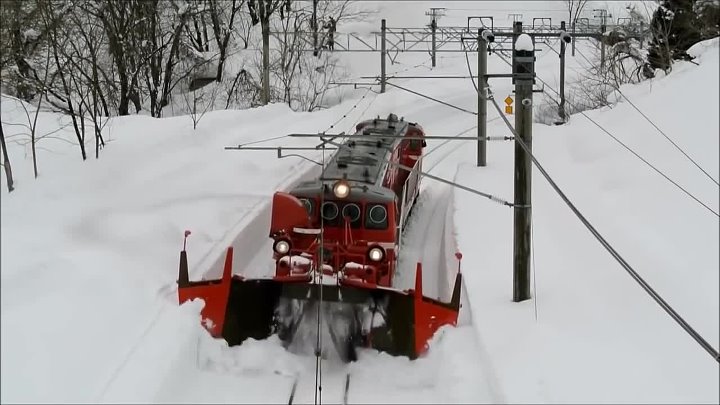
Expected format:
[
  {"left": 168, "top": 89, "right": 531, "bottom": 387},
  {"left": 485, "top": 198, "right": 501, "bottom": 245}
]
[
  {"left": 367, "top": 246, "right": 385, "bottom": 262},
  {"left": 332, "top": 179, "right": 351, "bottom": 199},
  {"left": 274, "top": 239, "right": 291, "bottom": 255}
]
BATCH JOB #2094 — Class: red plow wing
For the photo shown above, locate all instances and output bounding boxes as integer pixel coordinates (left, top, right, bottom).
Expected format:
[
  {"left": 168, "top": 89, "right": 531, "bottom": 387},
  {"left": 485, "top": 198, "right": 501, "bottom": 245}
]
[{"left": 177, "top": 247, "right": 462, "bottom": 360}]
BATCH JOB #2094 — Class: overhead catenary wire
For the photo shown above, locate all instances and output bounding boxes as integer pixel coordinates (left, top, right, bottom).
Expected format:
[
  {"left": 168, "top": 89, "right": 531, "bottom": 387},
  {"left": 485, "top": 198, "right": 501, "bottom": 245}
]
[
  {"left": 320, "top": 137, "right": 518, "bottom": 208},
  {"left": 491, "top": 49, "right": 719, "bottom": 218},
  {"left": 322, "top": 84, "right": 379, "bottom": 134},
  {"left": 327, "top": 58, "right": 433, "bottom": 135},
  {"left": 233, "top": 58, "right": 433, "bottom": 161},
  {"left": 382, "top": 81, "right": 478, "bottom": 116},
  {"left": 485, "top": 84, "right": 720, "bottom": 363},
  {"left": 314, "top": 144, "right": 327, "bottom": 405},
  {"left": 572, "top": 46, "right": 720, "bottom": 187}
]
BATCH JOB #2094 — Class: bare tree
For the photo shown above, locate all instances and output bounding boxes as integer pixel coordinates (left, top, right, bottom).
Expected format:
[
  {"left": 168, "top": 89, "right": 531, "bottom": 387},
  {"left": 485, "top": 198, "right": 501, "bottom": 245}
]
[
  {"left": 12, "top": 44, "right": 53, "bottom": 178},
  {"left": 89, "top": 0, "right": 143, "bottom": 116},
  {"left": 262, "top": 0, "right": 359, "bottom": 110},
  {"left": 182, "top": 82, "right": 220, "bottom": 130},
  {"left": 40, "top": 0, "right": 88, "bottom": 160},
  {"left": 247, "top": 0, "right": 291, "bottom": 105},
  {"left": 0, "top": 117, "right": 14, "bottom": 193},
  {"left": 566, "top": 0, "right": 589, "bottom": 26},
  {"left": 0, "top": 0, "right": 44, "bottom": 101},
  {"left": 207, "top": 0, "right": 246, "bottom": 81}
]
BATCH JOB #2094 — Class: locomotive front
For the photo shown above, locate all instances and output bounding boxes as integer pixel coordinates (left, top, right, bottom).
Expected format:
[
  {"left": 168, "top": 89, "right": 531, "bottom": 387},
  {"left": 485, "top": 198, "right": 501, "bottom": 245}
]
[
  {"left": 177, "top": 113, "right": 462, "bottom": 363},
  {"left": 270, "top": 181, "right": 398, "bottom": 287}
]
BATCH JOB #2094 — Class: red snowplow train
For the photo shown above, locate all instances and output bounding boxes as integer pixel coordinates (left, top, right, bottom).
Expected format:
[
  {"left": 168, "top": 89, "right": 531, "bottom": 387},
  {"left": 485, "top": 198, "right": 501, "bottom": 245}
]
[{"left": 177, "top": 113, "right": 462, "bottom": 361}]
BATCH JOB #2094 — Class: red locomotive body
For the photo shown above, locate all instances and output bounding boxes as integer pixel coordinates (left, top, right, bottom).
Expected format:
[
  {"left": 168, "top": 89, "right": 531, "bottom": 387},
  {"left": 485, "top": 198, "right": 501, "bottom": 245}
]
[
  {"left": 269, "top": 113, "right": 425, "bottom": 288},
  {"left": 177, "top": 113, "right": 462, "bottom": 362}
]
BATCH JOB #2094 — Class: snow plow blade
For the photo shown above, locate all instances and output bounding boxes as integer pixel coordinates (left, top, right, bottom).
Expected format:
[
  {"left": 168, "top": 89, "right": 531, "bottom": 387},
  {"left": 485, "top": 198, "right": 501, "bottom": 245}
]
[{"left": 178, "top": 247, "right": 462, "bottom": 360}]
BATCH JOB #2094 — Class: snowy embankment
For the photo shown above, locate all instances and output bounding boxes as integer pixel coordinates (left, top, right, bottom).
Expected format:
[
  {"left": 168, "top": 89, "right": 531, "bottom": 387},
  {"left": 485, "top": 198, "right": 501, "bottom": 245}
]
[
  {"left": 452, "top": 38, "right": 719, "bottom": 403},
  {"left": 0, "top": 72, "right": 498, "bottom": 402},
  {"left": 1, "top": 6, "right": 717, "bottom": 402},
  {"left": 0, "top": 102, "right": 340, "bottom": 402}
]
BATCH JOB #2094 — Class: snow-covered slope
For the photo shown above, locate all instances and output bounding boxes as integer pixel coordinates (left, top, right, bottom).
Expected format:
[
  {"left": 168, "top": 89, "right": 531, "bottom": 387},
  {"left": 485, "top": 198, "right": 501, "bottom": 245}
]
[
  {"left": 451, "top": 38, "right": 720, "bottom": 403},
  {"left": 2, "top": 1, "right": 717, "bottom": 403}
]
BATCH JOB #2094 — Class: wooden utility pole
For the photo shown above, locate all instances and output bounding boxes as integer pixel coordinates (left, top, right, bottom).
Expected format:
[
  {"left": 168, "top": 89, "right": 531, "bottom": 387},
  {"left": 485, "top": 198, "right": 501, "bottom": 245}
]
[
  {"left": 512, "top": 22, "right": 534, "bottom": 303},
  {"left": 381, "top": 19, "right": 386, "bottom": 93},
  {"left": 477, "top": 29, "right": 488, "bottom": 167}
]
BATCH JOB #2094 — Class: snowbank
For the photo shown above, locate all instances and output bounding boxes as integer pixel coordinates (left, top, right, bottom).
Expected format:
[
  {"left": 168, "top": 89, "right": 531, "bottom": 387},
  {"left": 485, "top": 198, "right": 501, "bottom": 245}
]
[{"left": 452, "top": 37, "right": 719, "bottom": 403}]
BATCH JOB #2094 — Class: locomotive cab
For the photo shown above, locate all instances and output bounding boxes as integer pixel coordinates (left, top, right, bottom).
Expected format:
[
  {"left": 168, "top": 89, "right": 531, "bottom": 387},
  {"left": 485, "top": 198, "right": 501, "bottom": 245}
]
[{"left": 269, "top": 113, "right": 424, "bottom": 288}]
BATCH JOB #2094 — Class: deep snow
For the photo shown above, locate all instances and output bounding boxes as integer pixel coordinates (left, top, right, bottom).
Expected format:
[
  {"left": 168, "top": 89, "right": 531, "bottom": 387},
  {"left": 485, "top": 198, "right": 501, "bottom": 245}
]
[{"left": 2, "top": 1, "right": 718, "bottom": 403}]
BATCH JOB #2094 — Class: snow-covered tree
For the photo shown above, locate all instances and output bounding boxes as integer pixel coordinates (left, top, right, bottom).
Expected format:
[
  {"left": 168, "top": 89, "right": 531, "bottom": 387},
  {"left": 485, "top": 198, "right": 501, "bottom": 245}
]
[{"left": 646, "top": 0, "right": 719, "bottom": 74}]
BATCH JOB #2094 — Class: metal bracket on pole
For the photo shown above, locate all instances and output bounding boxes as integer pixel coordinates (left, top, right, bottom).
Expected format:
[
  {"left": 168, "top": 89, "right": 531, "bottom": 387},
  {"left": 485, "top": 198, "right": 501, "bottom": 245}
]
[{"left": 467, "top": 16, "right": 493, "bottom": 32}]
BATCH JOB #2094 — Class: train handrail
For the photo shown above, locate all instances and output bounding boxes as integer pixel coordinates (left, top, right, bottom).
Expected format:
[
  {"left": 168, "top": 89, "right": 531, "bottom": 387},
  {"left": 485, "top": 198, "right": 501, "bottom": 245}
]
[{"left": 398, "top": 156, "right": 422, "bottom": 252}]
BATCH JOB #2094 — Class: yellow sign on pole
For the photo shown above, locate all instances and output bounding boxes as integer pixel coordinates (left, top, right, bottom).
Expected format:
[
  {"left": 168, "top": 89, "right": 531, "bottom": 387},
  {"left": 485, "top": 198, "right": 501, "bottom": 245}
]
[
  {"left": 505, "top": 106, "right": 513, "bottom": 114},
  {"left": 504, "top": 96, "right": 514, "bottom": 105}
]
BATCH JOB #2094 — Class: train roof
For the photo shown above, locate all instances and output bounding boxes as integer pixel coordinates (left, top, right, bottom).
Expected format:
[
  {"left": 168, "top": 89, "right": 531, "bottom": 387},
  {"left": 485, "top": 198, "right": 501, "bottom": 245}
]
[
  {"left": 291, "top": 179, "right": 396, "bottom": 203},
  {"left": 320, "top": 113, "right": 409, "bottom": 187}
]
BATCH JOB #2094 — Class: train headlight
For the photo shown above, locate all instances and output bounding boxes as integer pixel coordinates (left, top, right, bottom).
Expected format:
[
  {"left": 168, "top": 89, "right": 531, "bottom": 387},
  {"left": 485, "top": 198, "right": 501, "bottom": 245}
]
[
  {"left": 274, "top": 239, "right": 291, "bottom": 255},
  {"left": 367, "top": 246, "right": 385, "bottom": 262},
  {"left": 333, "top": 179, "right": 351, "bottom": 199}
]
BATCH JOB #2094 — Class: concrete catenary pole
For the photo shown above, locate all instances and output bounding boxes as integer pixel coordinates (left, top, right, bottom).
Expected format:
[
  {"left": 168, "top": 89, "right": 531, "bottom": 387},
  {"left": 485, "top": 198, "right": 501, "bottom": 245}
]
[
  {"left": 559, "top": 21, "right": 568, "bottom": 123},
  {"left": 431, "top": 18, "right": 437, "bottom": 67},
  {"left": 477, "top": 29, "right": 488, "bottom": 167},
  {"left": 512, "top": 23, "right": 534, "bottom": 303},
  {"left": 381, "top": 19, "right": 386, "bottom": 93}
]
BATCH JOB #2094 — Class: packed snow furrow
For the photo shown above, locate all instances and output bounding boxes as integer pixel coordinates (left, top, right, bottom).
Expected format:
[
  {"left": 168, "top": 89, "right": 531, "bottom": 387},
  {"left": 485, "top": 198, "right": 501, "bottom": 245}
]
[
  {"left": 190, "top": 161, "right": 322, "bottom": 281},
  {"left": 395, "top": 184, "right": 452, "bottom": 300}
]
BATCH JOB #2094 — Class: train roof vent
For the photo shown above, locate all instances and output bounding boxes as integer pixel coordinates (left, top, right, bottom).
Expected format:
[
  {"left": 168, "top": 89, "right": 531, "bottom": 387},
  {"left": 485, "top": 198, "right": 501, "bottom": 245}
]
[
  {"left": 364, "top": 127, "right": 394, "bottom": 135},
  {"left": 337, "top": 155, "right": 378, "bottom": 167}
]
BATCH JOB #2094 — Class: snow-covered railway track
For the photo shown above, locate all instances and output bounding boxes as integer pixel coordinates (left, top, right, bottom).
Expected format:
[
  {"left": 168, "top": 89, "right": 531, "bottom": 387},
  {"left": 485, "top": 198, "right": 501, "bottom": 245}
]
[{"left": 287, "top": 372, "right": 351, "bottom": 405}]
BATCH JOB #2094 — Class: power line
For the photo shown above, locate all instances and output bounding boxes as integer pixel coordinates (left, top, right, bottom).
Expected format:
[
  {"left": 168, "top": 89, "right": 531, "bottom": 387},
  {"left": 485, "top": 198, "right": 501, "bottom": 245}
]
[
  {"left": 572, "top": 46, "right": 720, "bottom": 187},
  {"left": 383, "top": 81, "right": 478, "bottom": 116},
  {"left": 236, "top": 134, "right": 290, "bottom": 147},
  {"left": 319, "top": 137, "right": 518, "bottom": 208},
  {"left": 492, "top": 50, "right": 718, "bottom": 217},
  {"left": 322, "top": 84, "right": 377, "bottom": 134},
  {"left": 485, "top": 84, "right": 720, "bottom": 363}
]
